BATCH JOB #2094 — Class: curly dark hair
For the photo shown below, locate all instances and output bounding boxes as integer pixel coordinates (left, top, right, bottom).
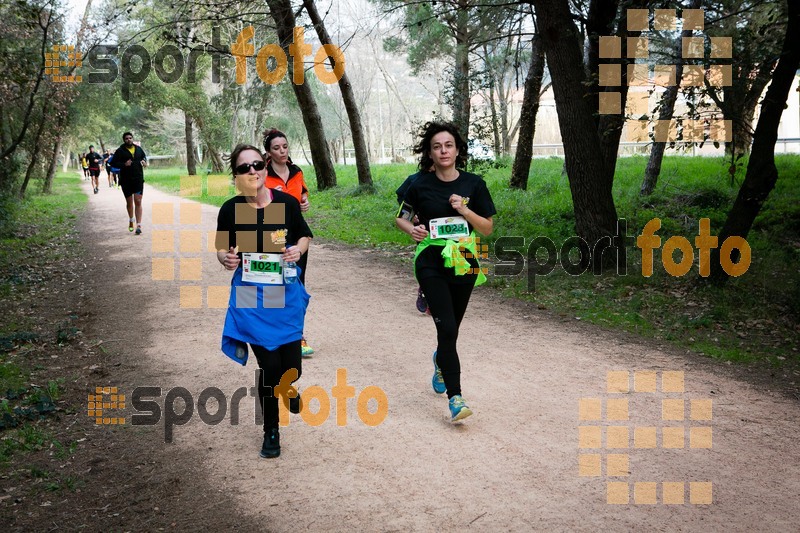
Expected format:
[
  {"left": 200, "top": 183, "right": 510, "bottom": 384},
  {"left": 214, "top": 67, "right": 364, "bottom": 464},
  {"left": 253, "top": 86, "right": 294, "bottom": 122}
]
[
  {"left": 413, "top": 121, "right": 467, "bottom": 172},
  {"left": 263, "top": 128, "right": 288, "bottom": 153},
  {"left": 227, "top": 144, "right": 264, "bottom": 178}
]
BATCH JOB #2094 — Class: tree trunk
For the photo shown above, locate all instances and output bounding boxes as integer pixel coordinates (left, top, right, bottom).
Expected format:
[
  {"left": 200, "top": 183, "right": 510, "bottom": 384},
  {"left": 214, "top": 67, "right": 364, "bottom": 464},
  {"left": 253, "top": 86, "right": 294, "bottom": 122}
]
[
  {"left": 498, "top": 73, "right": 510, "bottom": 155},
  {"left": 510, "top": 35, "right": 545, "bottom": 190},
  {"left": 303, "top": 0, "right": 373, "bottom": 190},
  {"left": 710, "top": 0, "right": 800, "bottom": 283},
  {"left": 642, "top": 0, "right": 702, "bottom": 196},
  {"left": 727, "top": 104, "right": 758, "bottom": 157},
  {"left": 488, "top": 73, "right": 501, "bottom": 156},
  {"left": 209, "top": 145, "right": 225, "bottom": 173},
  {"left": 185, "top": 112, "right": 197, "bottom": 175},
  {"left": 451, "top": 1, "right": 471, "bottom": 142},
  {"left": 597, "top": 3, "right": 646, "bottom": 172},
  {"left": 531, "top": 0, "right": 619, "bottom": 251},
  {"left": 267, "top": 0, "right": 337, "bottom": 190},
  {"left": 19, "top": 102, "right": 49, "bottom": 198},
  {"left": 43, "top": 127, "right": 63, "bottom": 194}
]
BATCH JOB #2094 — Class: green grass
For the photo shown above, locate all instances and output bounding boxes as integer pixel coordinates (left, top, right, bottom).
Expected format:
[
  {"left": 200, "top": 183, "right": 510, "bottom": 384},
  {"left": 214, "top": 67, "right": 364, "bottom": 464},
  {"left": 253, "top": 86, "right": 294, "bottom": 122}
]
[
  {"left": 0, "top": 172, "right": 85, "bottom": 457},
  {"left": 145, "top": 155, "right": 800, "bottom": 365}
]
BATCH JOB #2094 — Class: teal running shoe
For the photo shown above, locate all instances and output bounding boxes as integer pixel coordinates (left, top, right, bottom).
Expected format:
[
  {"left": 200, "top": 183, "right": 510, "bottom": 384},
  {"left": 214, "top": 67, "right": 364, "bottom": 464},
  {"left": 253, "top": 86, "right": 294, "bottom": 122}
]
[
  {"left": 449, "top": 395, "right": 473, "bottom": 422},
  {"left": 432, "top": 351, "right": 446, "bottom": 394}
]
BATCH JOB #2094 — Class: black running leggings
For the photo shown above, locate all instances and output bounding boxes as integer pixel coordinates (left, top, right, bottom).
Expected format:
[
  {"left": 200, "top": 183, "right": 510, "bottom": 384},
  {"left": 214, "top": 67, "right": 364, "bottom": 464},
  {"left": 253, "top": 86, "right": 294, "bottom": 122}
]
[
  {"left": 417, "top": 277, "right": 475, "bottom": 398},
  {"left": 251, "top": 340, "right": 302, "bottom": 430}
]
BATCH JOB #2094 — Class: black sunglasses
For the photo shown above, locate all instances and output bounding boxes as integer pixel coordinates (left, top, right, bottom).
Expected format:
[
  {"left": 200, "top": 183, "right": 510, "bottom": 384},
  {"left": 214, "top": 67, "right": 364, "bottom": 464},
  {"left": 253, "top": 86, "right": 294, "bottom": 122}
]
[{"left": 234, "top": 160, "right": 266, "bottom": 174}]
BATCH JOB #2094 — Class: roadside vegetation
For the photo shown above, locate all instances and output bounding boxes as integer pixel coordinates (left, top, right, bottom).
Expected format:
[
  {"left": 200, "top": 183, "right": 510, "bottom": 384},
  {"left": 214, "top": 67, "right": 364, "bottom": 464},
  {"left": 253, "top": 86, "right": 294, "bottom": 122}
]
[
  {"left": 145, "top": 155, "right": 800, "bottom": 369},
  {"left": 0, "top": 173, "right": 87, "bottom": 499}
]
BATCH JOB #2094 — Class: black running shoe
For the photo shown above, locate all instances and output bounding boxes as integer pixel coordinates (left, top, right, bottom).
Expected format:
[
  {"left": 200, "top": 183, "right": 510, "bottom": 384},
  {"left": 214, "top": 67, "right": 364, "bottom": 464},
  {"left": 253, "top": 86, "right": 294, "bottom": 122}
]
[
  {"left": 416, "top": 288, "right": 428, "bottom": 314},
  {"left": 260, "top": 427, "right": 280, "bottom": 458}
]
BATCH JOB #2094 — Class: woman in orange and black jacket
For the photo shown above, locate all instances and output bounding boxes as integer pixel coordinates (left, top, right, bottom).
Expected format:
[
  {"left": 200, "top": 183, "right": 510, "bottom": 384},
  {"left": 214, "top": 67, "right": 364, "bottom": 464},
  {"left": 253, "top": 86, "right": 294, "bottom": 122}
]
[{"left": 263, "top": 128, "right": 314, "bottom": 357}]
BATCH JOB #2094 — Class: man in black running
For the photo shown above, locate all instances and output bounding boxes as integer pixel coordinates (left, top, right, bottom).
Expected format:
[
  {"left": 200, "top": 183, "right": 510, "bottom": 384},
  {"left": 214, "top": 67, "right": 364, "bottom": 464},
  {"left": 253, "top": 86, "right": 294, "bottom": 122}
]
[
  {"left": 86, "top": 146, "right": 104, "bottom": 194},
  {"left": 113, "top": 132, "right": 148, "bottom": 235}
]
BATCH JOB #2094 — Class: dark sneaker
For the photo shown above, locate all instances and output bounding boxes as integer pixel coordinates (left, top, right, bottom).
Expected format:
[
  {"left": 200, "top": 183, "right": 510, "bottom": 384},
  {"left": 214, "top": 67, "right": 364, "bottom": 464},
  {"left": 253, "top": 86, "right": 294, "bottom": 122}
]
[
  {"left": 135, "top": 226, "right": 142, "bottom": 235},
  {"left": 260, "top": 427, "right": 280, "bottom": 458},
  {"left": 416, "top": 288, "right": 428, "bottom": 314}
]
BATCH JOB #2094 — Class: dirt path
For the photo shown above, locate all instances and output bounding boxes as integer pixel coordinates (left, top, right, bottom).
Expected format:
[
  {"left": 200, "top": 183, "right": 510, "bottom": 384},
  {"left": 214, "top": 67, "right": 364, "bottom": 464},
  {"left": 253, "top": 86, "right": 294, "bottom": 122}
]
[{"left": 79, "top": 178, "right": 799, "bottom": 531}]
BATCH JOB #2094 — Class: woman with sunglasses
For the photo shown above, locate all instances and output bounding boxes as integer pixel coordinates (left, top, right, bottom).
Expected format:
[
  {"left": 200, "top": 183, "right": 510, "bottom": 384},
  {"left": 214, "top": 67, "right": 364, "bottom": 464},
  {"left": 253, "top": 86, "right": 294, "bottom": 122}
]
[
  {"left": 216, "top": 144, "right": 313, "bottom": 458},
  {"left": 263, "top": 128, "right": 315, "bottom": 357},
  {"left": 395, "top": 122, "right": 496, "bottom": 423}
]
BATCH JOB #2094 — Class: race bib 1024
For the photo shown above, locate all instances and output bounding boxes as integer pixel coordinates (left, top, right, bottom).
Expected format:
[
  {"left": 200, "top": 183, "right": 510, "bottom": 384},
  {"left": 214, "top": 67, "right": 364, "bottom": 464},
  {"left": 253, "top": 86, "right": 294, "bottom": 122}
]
[
  {"left": 242, "top": 253, "right": 283, "bottom": 284},
  {"left": 429, "top": 216, "right": 469, "bottom": 240}
]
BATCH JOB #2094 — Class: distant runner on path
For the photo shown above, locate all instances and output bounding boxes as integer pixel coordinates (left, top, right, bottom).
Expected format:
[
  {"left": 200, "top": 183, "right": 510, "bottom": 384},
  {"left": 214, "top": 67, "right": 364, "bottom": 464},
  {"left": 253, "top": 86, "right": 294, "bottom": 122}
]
[
  {"left": 112, "top": 132, "right": 148, "bottom": 234},
  {"left": 86, "top": 146, "right": 103, "bottom": 194}
]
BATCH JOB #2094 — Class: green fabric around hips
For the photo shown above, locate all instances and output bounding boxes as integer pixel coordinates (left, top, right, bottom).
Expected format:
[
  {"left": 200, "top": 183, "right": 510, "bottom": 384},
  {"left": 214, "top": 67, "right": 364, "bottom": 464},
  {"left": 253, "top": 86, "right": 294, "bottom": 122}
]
[{"left": 413, "top": 231, "right": 487, "bottom": 286}]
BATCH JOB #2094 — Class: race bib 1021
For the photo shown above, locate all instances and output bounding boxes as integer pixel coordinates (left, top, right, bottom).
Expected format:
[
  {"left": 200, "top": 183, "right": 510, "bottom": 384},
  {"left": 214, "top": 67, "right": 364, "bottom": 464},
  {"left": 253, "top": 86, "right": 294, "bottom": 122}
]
[{"left": 242, "top": 253, "right": 283, "bottom": 284}]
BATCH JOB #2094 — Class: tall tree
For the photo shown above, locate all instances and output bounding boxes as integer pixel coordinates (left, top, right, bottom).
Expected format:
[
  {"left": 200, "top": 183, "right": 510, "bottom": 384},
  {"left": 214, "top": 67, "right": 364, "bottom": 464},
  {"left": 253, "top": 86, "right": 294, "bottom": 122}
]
[
  {"left": 267, "top": 0, "right": 337, "bottom": 189},
  {"left": 510, "top": 34, "right": 545, "bottom": 190},
  {"left": 710, "top": 0, "right": 799, "bottom": 282},
  {"left": 302, "top": 0, "right": 373, "bottom": 190},
  {"left": 380, "top": 0, "right": 519, "bottom": 141},
  {"left": 529, "top": 0, "right": 619, "bottom": 253},
  {"left": 704, "top": 0, "right": 786, "bottom": 159},
  {"left": 641, "top": 0, "right": 702, "bottom": 196}
]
